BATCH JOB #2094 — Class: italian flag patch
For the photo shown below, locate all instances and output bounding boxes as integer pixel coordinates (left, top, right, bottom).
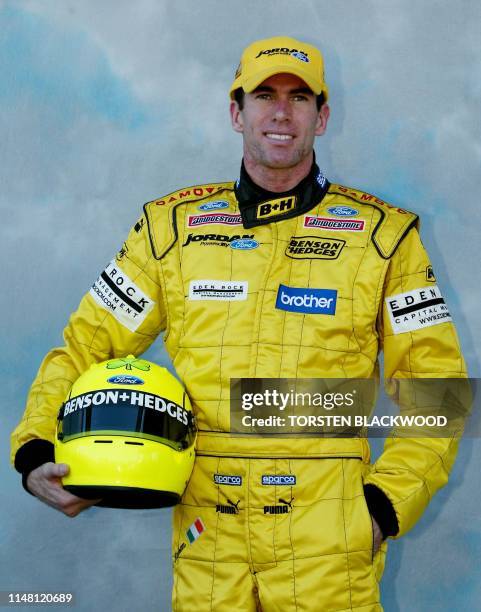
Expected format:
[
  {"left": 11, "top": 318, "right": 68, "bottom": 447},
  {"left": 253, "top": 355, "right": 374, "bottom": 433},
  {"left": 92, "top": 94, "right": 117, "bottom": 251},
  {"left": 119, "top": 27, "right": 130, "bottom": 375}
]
[{"left": 186, "top": 518, "right": 205, "bottom": 544}]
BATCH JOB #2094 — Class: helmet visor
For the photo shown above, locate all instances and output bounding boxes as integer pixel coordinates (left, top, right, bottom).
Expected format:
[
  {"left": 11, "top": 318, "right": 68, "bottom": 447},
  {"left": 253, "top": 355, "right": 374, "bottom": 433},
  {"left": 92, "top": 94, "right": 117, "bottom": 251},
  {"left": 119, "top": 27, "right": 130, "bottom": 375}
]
[{"left": 58, "top": 388, "right": 195, "bottom": 450}]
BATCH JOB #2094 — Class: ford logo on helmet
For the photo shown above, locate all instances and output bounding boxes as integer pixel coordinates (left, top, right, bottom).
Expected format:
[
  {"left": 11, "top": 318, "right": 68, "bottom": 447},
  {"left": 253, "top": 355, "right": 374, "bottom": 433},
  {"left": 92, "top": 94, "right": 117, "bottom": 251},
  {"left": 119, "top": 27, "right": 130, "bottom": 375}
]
[
  {"left": 107, "top": 375, "right": 145, "bottom": 385},
  {"left": 198, "top": 201, "right": 229, "bottom": 211},
  {"left": 230, "top": 238, "right": 259, "bottom": 250},
  {"left": 327, "top": 206, "right": 359, "bottom": 217}
]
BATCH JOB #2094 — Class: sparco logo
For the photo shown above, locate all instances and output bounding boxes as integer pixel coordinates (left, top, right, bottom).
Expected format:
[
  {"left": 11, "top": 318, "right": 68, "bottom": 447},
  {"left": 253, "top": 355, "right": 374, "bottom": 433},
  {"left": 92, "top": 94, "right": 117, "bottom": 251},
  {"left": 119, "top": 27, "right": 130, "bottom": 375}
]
[
  {"left": 256, "top": 196, "right": 296, "bottom": 220},
  {"left": 286, "top": 236, "right": 345, "bottom": 260},
  {"left": 214, "top": 474, "right": 242, "bottom": 486},
  {"left": 183, "top": 233, "right": 254, "bottom": 247},
  {"left": 262, "top": 475, "right": 296, "bottom": 486},
  {"left": 303, "top": 216, "right": 365, "bottom": 231},
  {"left": 256, "top": 48, "right": 309, "bottom": 63},
  {"left": 188, "top": 213, "right": 242, "bottom": 227}
]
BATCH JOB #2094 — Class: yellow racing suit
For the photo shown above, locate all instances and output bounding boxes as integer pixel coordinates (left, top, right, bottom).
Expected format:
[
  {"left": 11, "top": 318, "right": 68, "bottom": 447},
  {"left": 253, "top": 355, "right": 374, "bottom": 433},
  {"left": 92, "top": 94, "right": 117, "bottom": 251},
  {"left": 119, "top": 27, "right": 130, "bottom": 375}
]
[{"left": 11, "top": 162, "right": 466, "bottom": 611}]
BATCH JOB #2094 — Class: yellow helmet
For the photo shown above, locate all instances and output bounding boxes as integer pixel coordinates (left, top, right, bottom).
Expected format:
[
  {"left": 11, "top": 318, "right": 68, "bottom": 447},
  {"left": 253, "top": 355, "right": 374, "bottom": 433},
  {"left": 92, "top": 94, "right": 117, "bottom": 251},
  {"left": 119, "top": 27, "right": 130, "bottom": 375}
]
[{"left": 55, "top": 355, "right": 196, "bottom": 508}]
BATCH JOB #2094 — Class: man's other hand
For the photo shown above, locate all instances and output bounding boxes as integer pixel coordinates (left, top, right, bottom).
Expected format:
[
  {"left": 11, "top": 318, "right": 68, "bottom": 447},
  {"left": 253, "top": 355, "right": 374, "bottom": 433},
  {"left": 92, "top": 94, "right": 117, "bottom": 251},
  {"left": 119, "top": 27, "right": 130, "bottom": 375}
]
[
  {"left": 371, "top": 515, "right": 383, "bottom": 556},
  {"left": 26, "top": 462, "right": 101, "bottom": 517}
]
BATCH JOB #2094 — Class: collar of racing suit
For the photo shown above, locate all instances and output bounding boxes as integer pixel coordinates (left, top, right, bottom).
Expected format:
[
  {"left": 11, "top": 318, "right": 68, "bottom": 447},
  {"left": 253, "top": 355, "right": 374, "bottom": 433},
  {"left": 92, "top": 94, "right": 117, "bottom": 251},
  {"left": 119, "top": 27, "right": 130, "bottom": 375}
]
[{"left": 234, "top": 155, "right": 330, "bottom": 229}]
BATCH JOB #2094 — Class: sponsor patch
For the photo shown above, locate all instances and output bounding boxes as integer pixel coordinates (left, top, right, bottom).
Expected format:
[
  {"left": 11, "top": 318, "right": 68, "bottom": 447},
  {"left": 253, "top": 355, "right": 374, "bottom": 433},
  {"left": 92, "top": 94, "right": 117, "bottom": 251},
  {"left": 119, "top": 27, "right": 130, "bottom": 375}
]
[
  {"left": 386, "top": 285, "right": 452, "bottom": 334},
  {"left": 116, "top": 242, "right": 129, "bottom": 261},
  {"left": 327, "top": 206, "right": 359, "bottom": 217},
  {"left": 286, "top": 236, "right": 345, "bottom": 260},
  {"left": 89, "top": 260, "right": 155, "bottom": 332},
  {"left": 107, "top": 375, "right": 144, "bottom": 385},
  {"left": 426, "top": 265, "right": 436, "bottom": 282},
  {"left": 186, "top": 518, "right": 205, "bottom": 544},
  {"left": 230, "top": 238, "right": 259, "bottom": 250},
  {"left": 276, "top": 284, "right": 337, "bottom": 315},
  {"left": 264, "top": 505, "right": 290, "bottom": 515},
  {"left": 316, "top": 170, "right": 327, "bottom": 187},
  {"left": 214, "top": 474, "right": 242, "bottom": 486},
  {"left": 256, "top": 47, "right": 309, "bottom": 63},
  {"left": 183, "top": 233, "right": 254, "bottom": 248},
  {"left": 155, "top": 185, "right": 222, "bottom": 206},
  {"left": 256, "top": 196, "right": 297, "bottom": 220},
  {"left": 262, "top": 475, "right": 296, "bottom": 485},
  {"left": 304, "top": 216, "right": 365, "bottom": 231},
  {"left": 174, "top": 542, "right": 186, "bottom": 562},
  {"left": 198, "top": 200, "right": 229, "bottom": 211},
  {"left": 216, "top": 500, "right": 240, "bottom": 514},
  {"left": 106, "top": 356, "right": 151, "bottom": 371},
  {"left": 189, "top": 280, "right": 248, "bottom": 301},
  {"left": 62, "top": 389, "right": 189, "bottom": 426},
  {"left": 188, "top": 213, "right": 242, "bottom": 227},
  {"left": 134, "top": 218, "right": 145, "bottom": 233},
  {"left": 264, "top": 498, "right": 294, "bottom": 514}
]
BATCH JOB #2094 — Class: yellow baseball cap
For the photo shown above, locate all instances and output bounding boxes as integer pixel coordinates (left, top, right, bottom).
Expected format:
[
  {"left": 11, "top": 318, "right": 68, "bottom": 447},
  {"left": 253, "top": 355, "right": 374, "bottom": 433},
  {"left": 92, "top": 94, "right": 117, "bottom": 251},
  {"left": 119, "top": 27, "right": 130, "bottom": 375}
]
[{"left": 230, "top": 36, "right": 328, "bottom": 101}]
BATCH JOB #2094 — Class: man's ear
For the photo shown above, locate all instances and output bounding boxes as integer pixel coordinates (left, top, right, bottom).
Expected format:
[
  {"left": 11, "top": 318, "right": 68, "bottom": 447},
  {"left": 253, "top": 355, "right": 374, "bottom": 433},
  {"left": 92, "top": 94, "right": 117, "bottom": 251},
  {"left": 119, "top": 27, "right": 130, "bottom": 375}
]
[
  {"left": 230, "top": 100, "right": 244, "bottom": 133},
  {"left": 315, "top": 103, "right": 330, "bottom": 136}
]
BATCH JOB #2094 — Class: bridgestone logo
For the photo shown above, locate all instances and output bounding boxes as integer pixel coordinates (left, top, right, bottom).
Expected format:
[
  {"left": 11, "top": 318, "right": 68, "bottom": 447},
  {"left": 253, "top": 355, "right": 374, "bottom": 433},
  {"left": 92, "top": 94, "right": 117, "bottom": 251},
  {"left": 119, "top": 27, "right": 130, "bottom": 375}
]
[
  {"left": 261, "top": 475, "right": 296, "bottom": 485},
  {"left": 188, "top": 213, "right": 242, "bottom": 226},
  {"left": 214, "top": 474, "right": 242, "bottom": 486},
  {"left": 386, "top": 285, "right": 452, "bottom": 334},
  {"left": 303, "top": 216, "right": 365, "bottom": 231}
]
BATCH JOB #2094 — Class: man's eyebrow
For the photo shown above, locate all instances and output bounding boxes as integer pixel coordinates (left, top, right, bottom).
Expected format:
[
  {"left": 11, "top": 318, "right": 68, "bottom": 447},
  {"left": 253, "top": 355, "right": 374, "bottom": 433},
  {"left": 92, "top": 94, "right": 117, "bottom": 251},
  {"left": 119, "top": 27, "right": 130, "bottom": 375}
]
[{"left": 252, "top": 85, "right": 314, "bottom": 95}]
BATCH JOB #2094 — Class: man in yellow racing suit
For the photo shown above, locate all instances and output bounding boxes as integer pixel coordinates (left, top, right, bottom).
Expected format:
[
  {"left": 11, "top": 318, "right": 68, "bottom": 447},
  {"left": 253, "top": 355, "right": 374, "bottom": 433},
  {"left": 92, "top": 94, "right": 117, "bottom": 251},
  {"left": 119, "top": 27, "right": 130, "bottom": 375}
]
[{"left": 11, "top": 36, "right": 466, "bottom": 611}]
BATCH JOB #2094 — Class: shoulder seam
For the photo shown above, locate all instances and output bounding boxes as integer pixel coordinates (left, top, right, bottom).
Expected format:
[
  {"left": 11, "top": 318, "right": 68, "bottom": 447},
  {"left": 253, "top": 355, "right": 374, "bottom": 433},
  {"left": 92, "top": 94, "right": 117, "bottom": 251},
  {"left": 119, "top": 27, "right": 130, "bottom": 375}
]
[
  {"left": 143, "top": 181, "right": 235, "bottom": 261},
  {"left": 327, "top": 187, "right": 418, "bottom": 259}
]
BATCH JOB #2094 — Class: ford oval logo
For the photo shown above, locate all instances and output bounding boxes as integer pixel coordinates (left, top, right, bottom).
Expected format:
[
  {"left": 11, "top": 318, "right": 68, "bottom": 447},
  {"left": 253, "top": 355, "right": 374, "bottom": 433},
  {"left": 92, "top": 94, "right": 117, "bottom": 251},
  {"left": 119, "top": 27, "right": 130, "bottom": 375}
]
[
  {"left": 107, "top": 375, "right": 144, "bottom": 385},
  {"left": 198, "top": 200, "right": 229, "bottom": 211},
  {"left": 291, "top": 51, "right": 309, "bottom": 63},
  {"left": 230, "top": 238, "right": 259, "bottom": 250},
  {"left": 327, "top": 206, "right": 359, "bottom": 217}
]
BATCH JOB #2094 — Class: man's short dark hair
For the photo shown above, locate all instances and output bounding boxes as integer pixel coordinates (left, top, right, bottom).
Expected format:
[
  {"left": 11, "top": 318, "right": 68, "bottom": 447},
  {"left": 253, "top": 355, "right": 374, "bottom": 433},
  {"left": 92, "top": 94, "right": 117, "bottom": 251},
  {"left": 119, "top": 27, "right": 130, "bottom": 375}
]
[{"left": 233, "top": 88, "right": 325, "bottom": 111}]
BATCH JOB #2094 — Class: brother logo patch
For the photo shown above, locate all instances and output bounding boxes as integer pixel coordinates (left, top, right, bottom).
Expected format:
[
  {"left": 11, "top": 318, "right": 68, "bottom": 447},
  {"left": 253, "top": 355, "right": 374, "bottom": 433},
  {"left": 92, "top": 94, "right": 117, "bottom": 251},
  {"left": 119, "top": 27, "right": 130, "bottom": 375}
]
[{"left": 276, "top": 284, "right": 337, "bottom": 315}]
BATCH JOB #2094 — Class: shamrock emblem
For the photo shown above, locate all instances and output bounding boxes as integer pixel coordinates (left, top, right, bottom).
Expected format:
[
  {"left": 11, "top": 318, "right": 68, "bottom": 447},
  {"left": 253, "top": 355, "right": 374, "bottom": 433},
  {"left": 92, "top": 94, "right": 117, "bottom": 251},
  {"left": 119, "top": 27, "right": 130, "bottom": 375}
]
[{"left": 106, "top": 356, "right": 151, "bottom": 372}]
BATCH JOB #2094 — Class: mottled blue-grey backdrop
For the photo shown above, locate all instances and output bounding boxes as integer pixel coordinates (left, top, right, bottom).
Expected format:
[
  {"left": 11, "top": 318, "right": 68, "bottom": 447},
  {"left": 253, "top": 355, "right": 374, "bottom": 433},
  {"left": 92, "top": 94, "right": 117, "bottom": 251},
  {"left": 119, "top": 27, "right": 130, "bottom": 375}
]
[{"left": 2, "top": 1, "right": 480, "bottom": 610}]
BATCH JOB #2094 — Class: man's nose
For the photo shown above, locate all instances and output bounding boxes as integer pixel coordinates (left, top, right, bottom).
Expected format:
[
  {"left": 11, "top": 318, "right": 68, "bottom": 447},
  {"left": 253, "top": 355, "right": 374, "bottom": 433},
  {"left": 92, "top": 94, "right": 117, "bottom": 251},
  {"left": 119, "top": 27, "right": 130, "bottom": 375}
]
[{"left": 273, "top": 99, "right": 291, "bottom": 121}]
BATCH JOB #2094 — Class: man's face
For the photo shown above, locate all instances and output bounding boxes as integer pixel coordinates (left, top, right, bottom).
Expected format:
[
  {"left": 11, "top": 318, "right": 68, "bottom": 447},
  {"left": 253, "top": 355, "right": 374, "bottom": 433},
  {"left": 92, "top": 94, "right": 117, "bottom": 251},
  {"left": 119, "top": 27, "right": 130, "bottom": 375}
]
[{"left": 230, "top": 73, "right": 329, "bottom": 171}]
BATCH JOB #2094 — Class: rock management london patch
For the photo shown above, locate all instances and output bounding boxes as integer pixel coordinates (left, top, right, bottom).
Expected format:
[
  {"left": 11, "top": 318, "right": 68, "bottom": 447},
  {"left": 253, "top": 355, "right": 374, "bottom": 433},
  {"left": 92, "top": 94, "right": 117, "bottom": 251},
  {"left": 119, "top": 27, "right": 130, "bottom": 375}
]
[{"left": 89, "top": 260, "right": 155, "bottom": 332}]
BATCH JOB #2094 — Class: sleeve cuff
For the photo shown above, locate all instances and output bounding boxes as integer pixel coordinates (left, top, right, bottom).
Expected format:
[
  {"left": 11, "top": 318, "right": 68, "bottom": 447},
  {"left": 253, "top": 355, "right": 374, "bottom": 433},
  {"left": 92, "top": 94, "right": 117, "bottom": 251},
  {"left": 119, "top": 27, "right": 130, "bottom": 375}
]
[
  {"left": 14, "top": 439, "right": 55, "bottom": 495},
  {"left": 363, "top": 483, "right": 399, "bottom": 539}
]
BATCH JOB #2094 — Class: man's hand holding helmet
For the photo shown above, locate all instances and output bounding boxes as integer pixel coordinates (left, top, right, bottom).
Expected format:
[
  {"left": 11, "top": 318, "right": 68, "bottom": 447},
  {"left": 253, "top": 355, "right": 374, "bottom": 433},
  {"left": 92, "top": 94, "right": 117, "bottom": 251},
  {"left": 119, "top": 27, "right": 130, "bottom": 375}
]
[{"left": 26, "top": 462, "right": 100, "bottom": 517}]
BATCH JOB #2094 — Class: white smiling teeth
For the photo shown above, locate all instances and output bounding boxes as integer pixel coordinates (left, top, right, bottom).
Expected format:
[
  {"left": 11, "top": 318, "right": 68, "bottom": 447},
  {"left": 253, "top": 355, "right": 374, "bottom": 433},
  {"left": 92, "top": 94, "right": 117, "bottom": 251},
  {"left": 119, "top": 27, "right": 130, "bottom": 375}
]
[{"left": 266, "top": 133, "right": 293, "bottom": 140}]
